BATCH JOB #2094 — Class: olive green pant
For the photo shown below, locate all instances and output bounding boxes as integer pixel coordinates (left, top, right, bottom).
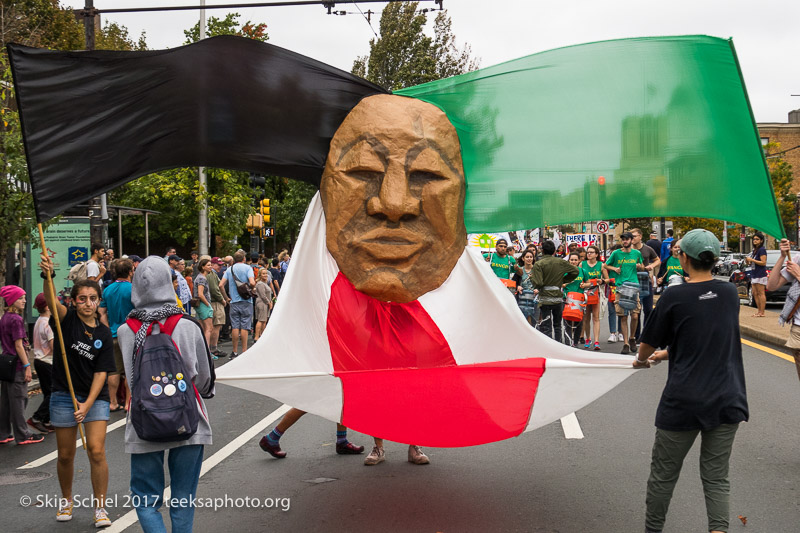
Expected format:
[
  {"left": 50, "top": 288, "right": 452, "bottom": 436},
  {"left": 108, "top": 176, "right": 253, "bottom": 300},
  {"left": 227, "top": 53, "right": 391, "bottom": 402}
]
[{"left": 645, "top": 423, "right": 739, "bottom": 532}]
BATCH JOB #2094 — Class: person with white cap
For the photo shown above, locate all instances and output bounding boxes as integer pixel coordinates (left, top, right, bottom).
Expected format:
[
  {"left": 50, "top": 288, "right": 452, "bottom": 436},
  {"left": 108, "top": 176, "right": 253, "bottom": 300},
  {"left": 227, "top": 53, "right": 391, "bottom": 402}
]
[{"left": 634, "top": 229, "right": 748, "bottom": 533}]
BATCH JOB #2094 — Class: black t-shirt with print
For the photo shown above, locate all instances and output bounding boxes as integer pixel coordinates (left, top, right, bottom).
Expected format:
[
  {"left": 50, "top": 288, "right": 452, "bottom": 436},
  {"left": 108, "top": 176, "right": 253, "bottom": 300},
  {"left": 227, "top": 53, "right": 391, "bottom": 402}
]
[
  {"left": 640, "top": 279, "right": 748, "bottom": 431},
  {"left": 50, "top": 308, "right": 116, "bottom": 402}
]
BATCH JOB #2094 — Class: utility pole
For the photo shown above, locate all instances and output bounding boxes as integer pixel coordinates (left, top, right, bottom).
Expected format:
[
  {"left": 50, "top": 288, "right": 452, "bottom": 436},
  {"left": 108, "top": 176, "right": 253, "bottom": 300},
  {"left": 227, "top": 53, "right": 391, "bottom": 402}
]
[
  {"left": 197, "top": 0, "right": 210, "bottom": 256},
  {"left": 82, "top": 1, "right": 106, "bottom": 246}
]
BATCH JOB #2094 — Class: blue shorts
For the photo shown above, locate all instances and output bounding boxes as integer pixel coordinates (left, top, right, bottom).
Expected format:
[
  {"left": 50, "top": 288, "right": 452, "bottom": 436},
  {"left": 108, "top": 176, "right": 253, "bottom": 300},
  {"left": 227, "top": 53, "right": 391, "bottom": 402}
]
[
  {"left": 50, "top": 391, "right": 110, "bottom": 427},
  {"left": 230, "top": 301, "right": 253, "bottom": 330},
  {"left": 195, "top": 301, "right": 213, "bottom": 321}
]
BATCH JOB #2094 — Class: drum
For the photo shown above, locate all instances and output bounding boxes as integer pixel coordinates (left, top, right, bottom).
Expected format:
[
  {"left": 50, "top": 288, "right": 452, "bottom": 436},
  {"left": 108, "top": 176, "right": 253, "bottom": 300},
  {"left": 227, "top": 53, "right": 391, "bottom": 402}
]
[
  {"left": 585, "top": 278, "right": 600, "bottom": 305},
  {"left": 616, "top": 282, "right": 640, "bottom": 311},
  {"left": 563, "top": 291, "right": 585, "bottom": 321},
  {"left": 666, "top": 275, "right": 685, "bottom": 290},
  {"left": 637, "top": 271, "right": 651, "bottom": 298}
]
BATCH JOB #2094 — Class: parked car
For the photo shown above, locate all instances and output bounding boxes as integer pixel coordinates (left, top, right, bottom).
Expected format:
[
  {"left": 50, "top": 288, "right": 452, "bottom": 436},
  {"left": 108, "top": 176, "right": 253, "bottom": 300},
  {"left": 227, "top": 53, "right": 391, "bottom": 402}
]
[{"left": 730, "top": 250, "right": 789, "bottom": 306}]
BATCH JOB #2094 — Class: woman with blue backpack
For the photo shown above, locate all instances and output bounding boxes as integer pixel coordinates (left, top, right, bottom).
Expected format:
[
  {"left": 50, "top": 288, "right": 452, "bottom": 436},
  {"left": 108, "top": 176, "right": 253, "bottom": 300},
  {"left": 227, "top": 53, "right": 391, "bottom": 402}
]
[{"left": 117, "top": 256, "right": 215, "bottom": 533}]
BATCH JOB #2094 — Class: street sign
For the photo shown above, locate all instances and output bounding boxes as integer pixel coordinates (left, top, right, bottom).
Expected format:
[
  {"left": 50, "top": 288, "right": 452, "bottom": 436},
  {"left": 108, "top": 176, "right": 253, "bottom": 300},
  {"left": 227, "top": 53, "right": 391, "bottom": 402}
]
[
  {"left": 596, "top": 221, "right": 609, "bottom": 234},
  {"left": 740, "top": 233, "right": 745, "bottom": 240}
]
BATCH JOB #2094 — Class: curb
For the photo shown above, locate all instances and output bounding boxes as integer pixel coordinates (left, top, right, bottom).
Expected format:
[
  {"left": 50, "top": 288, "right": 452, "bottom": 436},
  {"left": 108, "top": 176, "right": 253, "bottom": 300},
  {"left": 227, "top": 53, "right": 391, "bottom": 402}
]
[{"left": 740, "top": 324, "right": 786, "bottom": 349}]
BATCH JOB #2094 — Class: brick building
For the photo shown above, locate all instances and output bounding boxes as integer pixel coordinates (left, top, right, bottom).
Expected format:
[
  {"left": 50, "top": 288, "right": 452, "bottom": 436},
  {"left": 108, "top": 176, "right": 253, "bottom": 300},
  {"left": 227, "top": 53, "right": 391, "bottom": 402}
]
[{"left": 757, "top": 109, "right": 800, "bottom": 192}]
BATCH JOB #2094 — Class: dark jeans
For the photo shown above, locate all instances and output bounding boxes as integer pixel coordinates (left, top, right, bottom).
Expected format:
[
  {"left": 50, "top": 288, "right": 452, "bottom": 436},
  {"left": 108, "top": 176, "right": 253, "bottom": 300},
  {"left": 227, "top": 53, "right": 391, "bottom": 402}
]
[
  {"left": 32, "top": 359, "right": 52, "bottom": 424},
  {"left": 636, "top": 288, "right": 654, "bottom": 340},
  {"left": 539, "top": 303, "right": 563, "bottom": 342}
]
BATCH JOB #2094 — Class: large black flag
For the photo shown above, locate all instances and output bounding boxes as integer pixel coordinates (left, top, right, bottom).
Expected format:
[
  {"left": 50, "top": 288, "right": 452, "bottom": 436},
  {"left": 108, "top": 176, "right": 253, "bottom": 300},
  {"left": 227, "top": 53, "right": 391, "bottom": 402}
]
[{"left": 8, "top": 36, "right": 387, "bottom": 222}]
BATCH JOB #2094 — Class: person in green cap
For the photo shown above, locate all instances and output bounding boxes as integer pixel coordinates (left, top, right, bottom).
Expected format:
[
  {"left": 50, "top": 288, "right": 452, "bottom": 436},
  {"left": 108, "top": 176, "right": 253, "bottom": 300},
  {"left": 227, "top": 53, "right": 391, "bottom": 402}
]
[{"left": 633, "top": 228, "right": 748, "bottom": 533}]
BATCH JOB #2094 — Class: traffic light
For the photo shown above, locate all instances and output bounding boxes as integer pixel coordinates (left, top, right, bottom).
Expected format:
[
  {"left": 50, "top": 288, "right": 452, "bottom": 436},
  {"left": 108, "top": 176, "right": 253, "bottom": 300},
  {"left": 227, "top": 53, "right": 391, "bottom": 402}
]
[{"left": 260, "top": 199, "right": 271, "bottom": 223}]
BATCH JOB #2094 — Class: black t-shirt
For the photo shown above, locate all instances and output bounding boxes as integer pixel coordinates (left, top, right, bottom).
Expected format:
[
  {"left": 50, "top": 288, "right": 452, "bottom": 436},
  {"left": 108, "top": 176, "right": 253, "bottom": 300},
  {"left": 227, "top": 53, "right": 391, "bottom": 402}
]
[
  {"left": 50, "top": 308, "right": 116, "bottom": 402},
  {"left": 641, "top": 280, "right": 748, "bottom": 431},
  {"left": 646, "top": 239, "right": 662, "bottom": 257}
]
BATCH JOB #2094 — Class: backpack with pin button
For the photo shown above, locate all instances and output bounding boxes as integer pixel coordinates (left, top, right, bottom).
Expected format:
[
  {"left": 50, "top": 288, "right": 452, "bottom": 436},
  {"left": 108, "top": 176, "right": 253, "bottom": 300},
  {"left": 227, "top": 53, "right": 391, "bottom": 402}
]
[{"left": 125, "top": 315, "right": 202, "bottom": 442}]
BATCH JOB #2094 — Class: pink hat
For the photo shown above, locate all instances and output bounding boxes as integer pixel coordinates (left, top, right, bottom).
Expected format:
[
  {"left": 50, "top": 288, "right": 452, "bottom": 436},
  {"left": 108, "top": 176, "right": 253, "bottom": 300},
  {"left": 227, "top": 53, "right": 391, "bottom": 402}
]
[
  {"left": 34, "top": 293, "right": 48, "bottom": 313},
  {"left": 0, "top": 285, "right": 26, "bottom": 307}
]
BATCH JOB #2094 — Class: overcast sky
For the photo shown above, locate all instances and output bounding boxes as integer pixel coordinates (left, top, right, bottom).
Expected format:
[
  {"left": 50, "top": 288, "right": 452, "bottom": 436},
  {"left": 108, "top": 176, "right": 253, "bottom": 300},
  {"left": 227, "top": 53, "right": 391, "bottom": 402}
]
[{"left": 90, "top": 0, "right": 799, "bottom": 123}]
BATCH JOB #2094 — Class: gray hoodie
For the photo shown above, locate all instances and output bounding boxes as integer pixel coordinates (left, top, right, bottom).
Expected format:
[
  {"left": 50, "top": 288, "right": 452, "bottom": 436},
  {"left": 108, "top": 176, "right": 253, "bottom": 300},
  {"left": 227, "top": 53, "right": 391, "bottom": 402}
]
[{"left": 117, "top": 256, "right": 214, "bottom": 454}]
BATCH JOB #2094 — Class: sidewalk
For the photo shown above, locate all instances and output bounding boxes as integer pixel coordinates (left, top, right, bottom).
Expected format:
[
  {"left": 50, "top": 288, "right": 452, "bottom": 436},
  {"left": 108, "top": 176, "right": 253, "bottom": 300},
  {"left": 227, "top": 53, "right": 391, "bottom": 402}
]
[{"left": 739, "top": 306, "right": 790, "bottom": 349}]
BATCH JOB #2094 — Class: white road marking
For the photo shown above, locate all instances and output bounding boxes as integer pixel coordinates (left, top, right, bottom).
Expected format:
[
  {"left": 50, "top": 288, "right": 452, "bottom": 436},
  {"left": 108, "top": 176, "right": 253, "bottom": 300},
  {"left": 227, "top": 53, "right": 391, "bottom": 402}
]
[
  {"left": 105, "top": 403, "right": 291, "bottom": 533},
  {"left": 559, "top": 412, "right": 584, "bottom": 439},
  {"left": 18, "top": 418, "right": 127, "bottom": 470}
]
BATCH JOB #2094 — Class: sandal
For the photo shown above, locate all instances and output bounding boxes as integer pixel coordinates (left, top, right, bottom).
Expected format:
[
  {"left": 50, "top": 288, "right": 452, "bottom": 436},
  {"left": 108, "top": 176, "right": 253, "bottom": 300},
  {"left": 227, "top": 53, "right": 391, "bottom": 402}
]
[{"left": 109, "top": 405, "right": 124, "bottom": 412}]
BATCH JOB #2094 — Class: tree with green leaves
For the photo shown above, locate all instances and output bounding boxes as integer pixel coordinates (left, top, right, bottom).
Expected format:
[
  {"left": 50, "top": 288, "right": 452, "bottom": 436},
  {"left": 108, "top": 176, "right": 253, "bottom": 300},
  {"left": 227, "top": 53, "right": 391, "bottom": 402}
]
[
  {"left": 352, "top": 2, "right": 478, "bottom": 90},
  {"left": 184, "top": 13, "right": 268, "bottom": 44},
  {"left": 764, "top": 141, "right": 795, "bottom": 239},
  {"left": 0, "top": 1, "right": 146, "bottom": 284}
]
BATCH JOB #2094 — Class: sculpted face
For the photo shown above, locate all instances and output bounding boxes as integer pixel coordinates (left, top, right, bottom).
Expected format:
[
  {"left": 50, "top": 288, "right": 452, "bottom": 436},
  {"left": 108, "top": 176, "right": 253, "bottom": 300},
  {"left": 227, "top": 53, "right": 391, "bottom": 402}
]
[{"left": 320, "top": 95, "right": 467, "bottom": 302}]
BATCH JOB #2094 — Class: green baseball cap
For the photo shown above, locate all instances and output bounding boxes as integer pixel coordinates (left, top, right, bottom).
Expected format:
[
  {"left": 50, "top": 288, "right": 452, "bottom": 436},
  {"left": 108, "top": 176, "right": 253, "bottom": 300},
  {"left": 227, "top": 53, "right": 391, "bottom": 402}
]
[{"left": 680, "top": 229, "right": 720, "bottom": 260}]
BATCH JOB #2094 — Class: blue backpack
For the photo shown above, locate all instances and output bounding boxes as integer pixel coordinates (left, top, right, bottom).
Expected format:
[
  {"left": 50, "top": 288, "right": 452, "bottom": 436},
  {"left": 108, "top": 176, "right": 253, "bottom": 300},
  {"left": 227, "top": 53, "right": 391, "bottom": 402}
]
[{"left": 125, "top": 314, "right": 202, "bottom": 442}]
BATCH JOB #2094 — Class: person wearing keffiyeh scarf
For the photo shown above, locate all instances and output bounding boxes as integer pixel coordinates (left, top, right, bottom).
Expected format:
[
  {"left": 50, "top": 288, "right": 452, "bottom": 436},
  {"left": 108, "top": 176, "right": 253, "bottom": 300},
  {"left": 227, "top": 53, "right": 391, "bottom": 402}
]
[{"left": 116, "top": 256, "right": 214, "bottom": 531}]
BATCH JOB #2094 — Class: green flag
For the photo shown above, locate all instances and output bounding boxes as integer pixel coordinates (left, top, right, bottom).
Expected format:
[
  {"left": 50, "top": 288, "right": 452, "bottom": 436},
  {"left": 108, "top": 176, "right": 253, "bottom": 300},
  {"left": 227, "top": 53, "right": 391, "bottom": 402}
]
[{"left": 397, "top": 35, "right": 783, "bottom": 238}]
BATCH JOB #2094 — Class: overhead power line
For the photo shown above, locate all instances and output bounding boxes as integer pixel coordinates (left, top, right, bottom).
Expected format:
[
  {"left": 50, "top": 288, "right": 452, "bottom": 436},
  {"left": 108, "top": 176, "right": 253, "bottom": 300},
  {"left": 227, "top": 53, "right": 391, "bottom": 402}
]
[{"left": 83, "top": 0, "right": 443, "bottom": 16}]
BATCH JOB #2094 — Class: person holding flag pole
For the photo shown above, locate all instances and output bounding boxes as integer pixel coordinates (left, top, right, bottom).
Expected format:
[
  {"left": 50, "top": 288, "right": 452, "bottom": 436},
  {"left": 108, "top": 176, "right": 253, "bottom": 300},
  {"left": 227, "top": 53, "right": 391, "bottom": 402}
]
[{"left": 39, "top": 244, "right": 116, "bottom": 527}]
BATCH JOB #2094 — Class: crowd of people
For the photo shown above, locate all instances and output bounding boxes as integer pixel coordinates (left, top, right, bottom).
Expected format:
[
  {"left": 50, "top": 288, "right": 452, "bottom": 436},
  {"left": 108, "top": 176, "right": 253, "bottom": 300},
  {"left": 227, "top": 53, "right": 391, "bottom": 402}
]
[
  {"left": 0, "top": 243, "right": 290, "bottom": 530},
  {"left": 486, "top": 229, "right": 687, "bottom": 354},
  {"left": 0, "top": 226, "right": 762, "bottom": 532},
  {"left": 486, "top": 228, "right": 748, "bottom": 533}
]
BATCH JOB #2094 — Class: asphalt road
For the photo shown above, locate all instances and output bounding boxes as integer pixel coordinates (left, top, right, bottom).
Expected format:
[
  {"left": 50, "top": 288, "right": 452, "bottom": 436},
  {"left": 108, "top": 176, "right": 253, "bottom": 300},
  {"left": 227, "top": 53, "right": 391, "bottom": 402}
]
[{"left": 2, "top": 314, "right": 798, "bottom": 533}]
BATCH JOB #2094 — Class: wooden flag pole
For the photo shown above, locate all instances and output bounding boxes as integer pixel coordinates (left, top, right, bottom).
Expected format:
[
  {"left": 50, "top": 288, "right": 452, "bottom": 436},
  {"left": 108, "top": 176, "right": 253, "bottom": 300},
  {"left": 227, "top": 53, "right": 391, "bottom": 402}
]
[{"left": 37, "top": 223, "right": 86, "bottom": 450}]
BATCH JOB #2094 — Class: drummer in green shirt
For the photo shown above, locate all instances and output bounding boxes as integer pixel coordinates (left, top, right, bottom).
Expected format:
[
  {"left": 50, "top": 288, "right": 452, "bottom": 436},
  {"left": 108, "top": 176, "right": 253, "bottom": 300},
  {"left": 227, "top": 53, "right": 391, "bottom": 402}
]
[
  {"left": 484, "top": 238, "right": 521, "bottom": 292},
  {"left": 604, "top": 232, "right": 645, "bottom": 354},
  {"left": 579, "top": 245, "right": 608, "bottom": 350},
  {"left": 658, "top": 239, "right": 686, "bottom": 286},
  {"left": 563, "top": 252, "right": 585, "bottom": 346}
]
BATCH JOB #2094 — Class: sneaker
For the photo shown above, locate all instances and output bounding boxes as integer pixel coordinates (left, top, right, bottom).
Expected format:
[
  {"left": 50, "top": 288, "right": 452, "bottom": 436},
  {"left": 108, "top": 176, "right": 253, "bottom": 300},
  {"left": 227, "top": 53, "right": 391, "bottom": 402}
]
[
  {"left": 94, "top": 507, "right": 111, "bottom": 528},
  {"left": 618, "top": 332, "right": 625, "bottom": 342},
  {"left": 621, "top": 344, "right": 630, "bottom": 355},
  {"left": 17, "top": 434, "right": 45, "bottom": 445},
  {"left": 594, "top": 342, "right": 601, "bottom": 351},
  {"left": 607, "top": 334, "right": 617, "bottom": 343},
  {"left": 229, "top": 352, "right": 239, "bottom": 359},
  {"left": 364, "top": 446, "right": 385, "bottom": 465},
  {"left": 408, "top": 445, "right": 430, "bottom": 465},
  {"left": 629, "top": 339, "right": 638, "bottom": 352},
  {"left": 336, "top": 441, "right": 365, "bottom": 455},
  {"left": 258, "top": 435, "right": 287, "bottom": 458},
  {"left": 0, "top": 436, "right": 14, "bottom": 444},
  {"left": 27, "top": 417, "right": 50, "bottom": 433},
  {"left": 56, "top": 499, "right": 73, "bottom": 522},
  {"left": 43, "top": 422, "right": 55, "bottom": 432},
  {"left": 213, "top": 350, "right": 227, "bottom": 358},
  {"left": 584, "top": 339, "right": 591, "bottom": 349}
]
